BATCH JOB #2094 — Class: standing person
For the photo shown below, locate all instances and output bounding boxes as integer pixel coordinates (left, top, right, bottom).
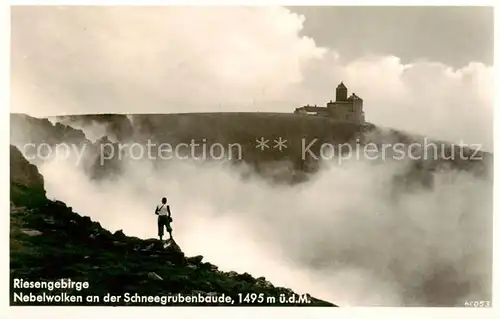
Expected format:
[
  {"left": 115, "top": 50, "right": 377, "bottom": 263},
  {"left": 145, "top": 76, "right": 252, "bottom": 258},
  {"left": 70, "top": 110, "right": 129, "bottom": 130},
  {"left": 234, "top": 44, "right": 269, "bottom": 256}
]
[{"left": 155, "top": 197, "right": 173, "bottom": 241}]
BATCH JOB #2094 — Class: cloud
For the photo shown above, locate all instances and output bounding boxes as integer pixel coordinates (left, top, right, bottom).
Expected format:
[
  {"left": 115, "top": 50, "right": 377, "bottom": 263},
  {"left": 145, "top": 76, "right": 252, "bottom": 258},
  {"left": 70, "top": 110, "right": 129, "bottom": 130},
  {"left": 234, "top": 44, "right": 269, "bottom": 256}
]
[
  {"left": 35, "top": 145, "right": 492, "bottom": 306},
  {"left": 11, "top": 6, "right": 493, "bottom": 149}
]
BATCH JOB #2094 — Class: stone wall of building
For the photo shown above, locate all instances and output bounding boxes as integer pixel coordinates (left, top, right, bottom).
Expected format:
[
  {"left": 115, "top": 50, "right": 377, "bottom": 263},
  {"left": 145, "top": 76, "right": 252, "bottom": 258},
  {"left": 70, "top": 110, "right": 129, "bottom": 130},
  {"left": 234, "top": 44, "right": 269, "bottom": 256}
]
[{"left": 294, "top": 82, "right": 365, "bottom": 125}]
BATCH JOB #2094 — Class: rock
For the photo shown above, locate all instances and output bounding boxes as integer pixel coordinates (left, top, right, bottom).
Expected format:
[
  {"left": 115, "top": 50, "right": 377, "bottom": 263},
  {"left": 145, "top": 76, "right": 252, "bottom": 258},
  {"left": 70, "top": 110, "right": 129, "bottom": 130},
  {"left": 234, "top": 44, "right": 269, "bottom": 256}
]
[
  {"left": 186, "top": 255, "right": 203, "bottom": 265},
  {"left": 144, "top": 243, "right": 155, "bottom": 251},
  {"left": 227, "top": 271, "right": 238, "bottom": 277},
  {"left": 210, "top": 265, "right": 218, "bottom": 271},
  {"left": 187, "top": 265, "right": 197, "bottom": 270},
  {"left": 148, "top": 272, "right": 163, "bottom": 281},
  {"left": 114, "top": 229, "right": 126, "bottom": 238},
  {"left": 237, "top": 272, "right": 255, "bottom": 283},
  {"left": 257, "top": 279, "right": 274, "bottom": 289},
  {"left": 282, "top": 288, "right": 294, "bottom": 295},
  {"left": 255, "top": 276, "right": 274, "bottom": 288},
  {"left": 81, "top": 216, "right": 93, "bottom": 227},
  {"left": 10, "top": 205, "right": 26, "bottom": 213},
  {"left": 163, "top": 239, "right": 183, "bottom": 254},
  {"left": 112, "top": 241, "right": 126, "bottom": 247},
  {"left": 43, "top": 216, "right": 56, "bottom": 225},
  {"left": 10, "top": 145, "right": 47, "bottom": 207},
  {"left": 20, "top": 229, "right": 43, "bottom": 236},
  {"left": 176, "top": 274, "right": 189, "bottom": 281}
]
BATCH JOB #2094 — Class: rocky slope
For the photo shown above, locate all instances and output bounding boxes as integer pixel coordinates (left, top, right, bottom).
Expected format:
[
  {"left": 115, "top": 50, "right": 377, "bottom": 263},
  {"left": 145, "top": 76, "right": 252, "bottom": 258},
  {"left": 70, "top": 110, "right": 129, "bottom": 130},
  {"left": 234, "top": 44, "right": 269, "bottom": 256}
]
[{"left": 10, "top": 145, "right": 335, "bottom": 306}]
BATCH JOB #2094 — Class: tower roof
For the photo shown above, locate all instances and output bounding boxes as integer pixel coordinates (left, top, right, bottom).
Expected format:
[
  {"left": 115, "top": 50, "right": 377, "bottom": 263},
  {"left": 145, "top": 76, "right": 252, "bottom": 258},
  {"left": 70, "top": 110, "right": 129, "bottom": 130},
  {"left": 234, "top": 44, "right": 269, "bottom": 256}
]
[{"left": 337, "top": 82, "right": 347, "bottom": 89}]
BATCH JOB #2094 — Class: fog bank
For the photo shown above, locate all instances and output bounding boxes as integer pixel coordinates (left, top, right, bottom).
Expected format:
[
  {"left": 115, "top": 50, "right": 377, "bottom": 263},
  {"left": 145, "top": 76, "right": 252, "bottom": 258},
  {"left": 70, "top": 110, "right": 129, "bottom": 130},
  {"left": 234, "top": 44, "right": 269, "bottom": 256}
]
[{"left": 35, "top": 146, "right": 492, "bottom": 306}]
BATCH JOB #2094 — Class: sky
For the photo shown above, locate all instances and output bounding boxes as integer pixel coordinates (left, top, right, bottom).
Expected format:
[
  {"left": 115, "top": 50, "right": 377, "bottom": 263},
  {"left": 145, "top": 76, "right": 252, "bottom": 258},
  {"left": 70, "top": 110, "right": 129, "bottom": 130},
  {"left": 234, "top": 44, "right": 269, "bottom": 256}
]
[
  {"left": 289, "top": 6, "right": 493, "bottom": 68},
  {"left": 10, "top": 6, "right": 494, "bottom": 150}
]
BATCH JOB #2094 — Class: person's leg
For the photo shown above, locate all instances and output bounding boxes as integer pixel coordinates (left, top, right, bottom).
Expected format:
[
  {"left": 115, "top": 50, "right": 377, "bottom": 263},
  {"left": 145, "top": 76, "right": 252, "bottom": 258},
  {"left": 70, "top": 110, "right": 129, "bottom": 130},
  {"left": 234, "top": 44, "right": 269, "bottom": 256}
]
[
  {"left": 167, "top": 223, "right": 173, "bottom": 240},
  {"left": 157, "top": 216, "right": 164, "bottom": 240}
]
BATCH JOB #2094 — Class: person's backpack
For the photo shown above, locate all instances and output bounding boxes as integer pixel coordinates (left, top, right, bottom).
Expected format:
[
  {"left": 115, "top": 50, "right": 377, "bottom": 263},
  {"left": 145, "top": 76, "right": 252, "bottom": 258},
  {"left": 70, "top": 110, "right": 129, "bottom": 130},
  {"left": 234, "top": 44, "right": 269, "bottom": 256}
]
[{"left": 167, "top": 205, "right": 173, "bottom": 222}]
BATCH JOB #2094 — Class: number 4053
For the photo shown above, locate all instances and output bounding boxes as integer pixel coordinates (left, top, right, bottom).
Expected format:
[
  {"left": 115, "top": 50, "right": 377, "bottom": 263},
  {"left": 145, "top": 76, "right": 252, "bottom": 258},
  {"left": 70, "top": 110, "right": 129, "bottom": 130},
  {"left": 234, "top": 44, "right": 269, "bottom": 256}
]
[{"left": 464, "top": 300, "right": 490, "bottom": 307}]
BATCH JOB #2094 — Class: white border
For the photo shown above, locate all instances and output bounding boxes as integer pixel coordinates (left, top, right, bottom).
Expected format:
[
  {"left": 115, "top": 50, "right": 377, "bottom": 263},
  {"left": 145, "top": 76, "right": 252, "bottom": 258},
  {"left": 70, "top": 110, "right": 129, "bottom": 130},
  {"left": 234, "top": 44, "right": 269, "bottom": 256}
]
[
  {"left": 4, "top": 0, "right": 499, "bottom": 6},
  {"left": 2, "top": 2, "right": 498, "bottom": 319},
  {"left": 1, "top": 0, "right": 11, "bottom": 316}
]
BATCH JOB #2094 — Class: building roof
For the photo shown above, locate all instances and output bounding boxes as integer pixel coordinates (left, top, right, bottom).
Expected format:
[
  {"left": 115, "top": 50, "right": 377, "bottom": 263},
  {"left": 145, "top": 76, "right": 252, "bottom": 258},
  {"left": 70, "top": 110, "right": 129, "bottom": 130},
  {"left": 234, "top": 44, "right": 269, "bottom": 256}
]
[
  {"left": 337, "top": 81, "right": 347, "bottom": 89},
  {"left": 303, "top": 105, "right": 328, "bottom": 112},
  {"left": 347, "top": 93, "right": 362, "bottom": 101}
]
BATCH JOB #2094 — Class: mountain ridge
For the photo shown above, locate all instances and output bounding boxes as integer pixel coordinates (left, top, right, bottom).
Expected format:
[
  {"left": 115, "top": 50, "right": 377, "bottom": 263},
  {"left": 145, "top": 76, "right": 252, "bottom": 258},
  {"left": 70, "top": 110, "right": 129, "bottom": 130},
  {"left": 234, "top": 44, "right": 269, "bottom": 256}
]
[{"left": 10, "top": 112, "right": 492, "bottom": 188}]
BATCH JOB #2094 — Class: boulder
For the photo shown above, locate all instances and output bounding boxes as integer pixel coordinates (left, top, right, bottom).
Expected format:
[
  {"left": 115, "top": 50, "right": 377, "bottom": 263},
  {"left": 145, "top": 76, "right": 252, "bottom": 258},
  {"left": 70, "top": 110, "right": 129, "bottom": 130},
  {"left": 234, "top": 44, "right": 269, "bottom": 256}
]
[
  {"left": 113, "top": 229, "right": 126, "bottom": 239},
  {"left": 10, "top": 145, "right": 47, "bottom": 207},
  {"left": 236, "top": 272, "right": 256, "bottom": 283},
  {"left": 148, "top": 272, "right": 163, "bottom": 281},
  {"left": 20, "top": 229, "right": 43, "bottom": 237},
  {"left": 186, "top": 255, "right": 204, "bottom": 265},
  {"left": 163, "top": 238, "right": 183, "bottom": 255}
]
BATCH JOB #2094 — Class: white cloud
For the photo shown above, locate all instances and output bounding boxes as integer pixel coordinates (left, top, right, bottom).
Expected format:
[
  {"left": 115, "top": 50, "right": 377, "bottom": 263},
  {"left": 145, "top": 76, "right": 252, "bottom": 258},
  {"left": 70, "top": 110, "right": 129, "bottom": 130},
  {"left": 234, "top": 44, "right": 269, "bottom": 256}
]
[
  {"left": 11, "top": 6, "right": 493, "bottom": 150},
  {"left": 35, "top": 147, "right": 492, "bottom": 306}
]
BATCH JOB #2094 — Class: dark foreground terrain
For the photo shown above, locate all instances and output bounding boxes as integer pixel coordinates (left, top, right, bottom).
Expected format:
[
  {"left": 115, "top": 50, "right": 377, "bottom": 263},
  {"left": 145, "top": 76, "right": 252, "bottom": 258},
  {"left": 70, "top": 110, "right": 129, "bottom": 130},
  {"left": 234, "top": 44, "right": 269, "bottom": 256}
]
[{"left": 10, "top": 145, "right": 334, "bottom": 306}]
